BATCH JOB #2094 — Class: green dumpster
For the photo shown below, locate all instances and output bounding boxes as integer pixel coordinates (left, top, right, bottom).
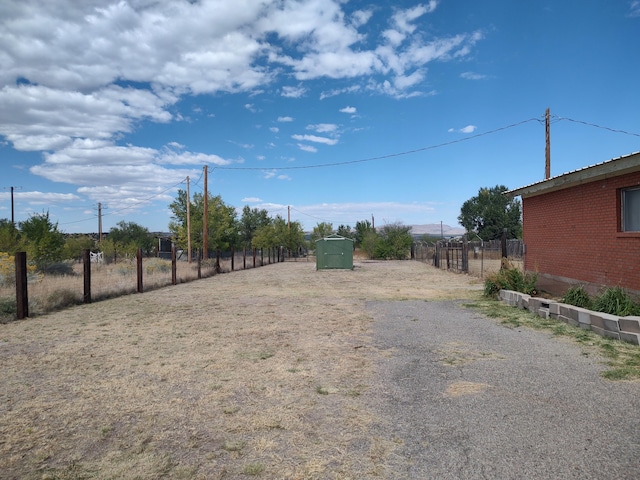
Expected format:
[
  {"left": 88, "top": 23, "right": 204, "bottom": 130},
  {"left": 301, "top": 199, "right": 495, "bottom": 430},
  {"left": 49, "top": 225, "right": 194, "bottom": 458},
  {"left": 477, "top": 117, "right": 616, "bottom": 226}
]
[{"left": 315, "top": 234, "right": 354, "bottom": 270}]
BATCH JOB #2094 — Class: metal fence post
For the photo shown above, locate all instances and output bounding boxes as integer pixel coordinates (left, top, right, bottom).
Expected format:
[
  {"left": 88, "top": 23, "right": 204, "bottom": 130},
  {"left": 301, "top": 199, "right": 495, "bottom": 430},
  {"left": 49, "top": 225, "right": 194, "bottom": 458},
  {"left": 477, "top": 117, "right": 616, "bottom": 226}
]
[
  {"left": 171, "top": 245, "right": 177, "bottom": 285},
  {"left": 83, "top": 249, "right": 92, "bottom": 304},
  {"left": 136, "top": 248, "right": 143, "bottom": 293},
  {"left": 15, "top": 251, "right": 28, "bottom": 319}
]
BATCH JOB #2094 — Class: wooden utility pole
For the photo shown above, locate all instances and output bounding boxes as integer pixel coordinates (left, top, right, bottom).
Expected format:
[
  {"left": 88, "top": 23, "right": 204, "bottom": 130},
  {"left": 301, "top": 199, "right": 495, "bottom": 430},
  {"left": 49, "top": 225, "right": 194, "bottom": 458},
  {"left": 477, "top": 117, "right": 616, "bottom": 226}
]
[
  {"left": 98, "top": 202, "right": 103, "bottom": 244},
  {"left": 203, "top": 166, "right": 209, "bottom": 259},
  {"left": 186, "top": 176, "right": 192, "bottom": 263},
  {"left": 545, "top": 108, "right": 551, "bottom": 179},
  {"left": 3, "top": 186, "right": 22, "bottom": 227}
]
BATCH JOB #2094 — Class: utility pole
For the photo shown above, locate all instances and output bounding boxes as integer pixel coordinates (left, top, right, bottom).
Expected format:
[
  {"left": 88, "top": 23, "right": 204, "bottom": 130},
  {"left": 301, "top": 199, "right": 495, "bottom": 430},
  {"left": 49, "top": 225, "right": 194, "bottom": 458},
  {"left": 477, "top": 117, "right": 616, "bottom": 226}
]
[
  {"left": 545, "top": 107, "right": 551, "bottom": 179},
  {"left": 372, "top": 214, "right": 375, "bottom": 232},
  {"left": 97, "top": 202, "right": 107, "bottom": 244},
  {"left": 3, "top": 186, "right": 22, "bottom": 227},
  {"left": 186, "top": 176, "right": 192, "bottom": 263},
  {"left": 287, "top": 205, "right": 291, "bottom": 231},
  {"left": 203, "top": 165, "right": 209, "bottom": 259},
  {"left": 98, "top": 203, "right": 102, "bottom": 243}
]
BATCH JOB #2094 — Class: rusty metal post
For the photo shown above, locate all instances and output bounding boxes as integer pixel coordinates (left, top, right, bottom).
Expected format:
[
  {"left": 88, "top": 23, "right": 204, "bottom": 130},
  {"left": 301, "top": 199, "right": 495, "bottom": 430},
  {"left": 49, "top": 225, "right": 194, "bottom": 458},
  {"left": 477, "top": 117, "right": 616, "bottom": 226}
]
[
  {"left": 15, "top": 251, "right": 28, "bottom": 319},
  {"left": 136, "top": 248, "right": 143, "bottom": 293},
  {"left": 83, "top": 249, "right": 92, "bottom": 304}
]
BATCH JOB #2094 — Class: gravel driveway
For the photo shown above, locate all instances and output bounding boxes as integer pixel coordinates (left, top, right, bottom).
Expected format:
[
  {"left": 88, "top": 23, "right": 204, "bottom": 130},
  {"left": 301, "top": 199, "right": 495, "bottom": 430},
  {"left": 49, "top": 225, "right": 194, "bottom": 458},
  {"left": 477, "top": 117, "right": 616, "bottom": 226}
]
[{"left": 366, "top": 300, "right": 640, "bottom": 480}]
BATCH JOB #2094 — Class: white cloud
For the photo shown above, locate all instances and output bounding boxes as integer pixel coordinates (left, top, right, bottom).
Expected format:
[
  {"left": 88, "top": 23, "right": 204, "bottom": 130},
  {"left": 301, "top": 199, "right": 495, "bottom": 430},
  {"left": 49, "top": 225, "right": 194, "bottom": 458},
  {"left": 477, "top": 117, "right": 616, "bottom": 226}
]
[
  {"left": 449, "top": 125, "right": 477, "bottom": 134},
  {"left": 307, "top": 123, "right": 338, "bottom": 133},
  {"left": 297, "top": 143, "right": 318, "bottom": 153},
  {"left": 241, "top": 197, "right": 263, "bottom": 203},
  {"left": 629, "top": 1, "right": 640, "bottom": 17},
  {"left": 460, "top": 71, "right": 487, "bottom": 80},
  {"left": 263, "top": 169, "right": 291, "bottom": 180},
  {"left": 270, "top": 127, "right": 280, "bottom": 133},
  {"left": 291, "top": 134, "right": 338, "bottom": 145},
  {"left": 340, "top": 106, "right": 357, "bottom": 114},
  {"left": 278, "top": 116, "right": 294, "bottom": 122},
  {"left": 281, "top": 86, "right": 307, "bottom": 98}
]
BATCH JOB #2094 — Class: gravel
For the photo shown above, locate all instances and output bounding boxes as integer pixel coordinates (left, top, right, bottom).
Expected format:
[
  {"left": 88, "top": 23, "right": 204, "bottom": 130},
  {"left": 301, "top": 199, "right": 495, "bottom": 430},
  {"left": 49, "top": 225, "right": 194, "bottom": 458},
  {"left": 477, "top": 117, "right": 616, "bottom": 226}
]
[{"left": 366, "top": 300, "right": 640, "bottom": 479}]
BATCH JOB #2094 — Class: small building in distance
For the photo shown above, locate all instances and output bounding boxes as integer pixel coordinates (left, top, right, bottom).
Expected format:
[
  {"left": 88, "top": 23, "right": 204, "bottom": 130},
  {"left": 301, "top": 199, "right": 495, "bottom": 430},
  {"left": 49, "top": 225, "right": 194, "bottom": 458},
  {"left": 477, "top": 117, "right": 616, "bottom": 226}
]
[
  {"left": 315, "top": 234, "right": 354, "bottom": 270},
  {"left": 507, "top": 151, "right": 640, "bottom": 296}
]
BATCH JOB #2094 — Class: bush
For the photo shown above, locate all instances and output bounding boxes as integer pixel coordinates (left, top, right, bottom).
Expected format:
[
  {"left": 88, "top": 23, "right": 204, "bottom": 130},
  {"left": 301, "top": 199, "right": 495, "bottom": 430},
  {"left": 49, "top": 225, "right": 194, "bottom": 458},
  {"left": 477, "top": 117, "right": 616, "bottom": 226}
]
[
  {"left": 39, "top": 261, "right": 76, "bottom": 276},
  {"left": 593, "top": 287, "right": 640, "bottom": 317},
  {"left": 561, "top": 285, "right": 592, "bottom": 309},
  {"left": 484, "top": 264, "right": 537, "bottom": 297},
  {"left": 44, "top": 289, "right": 81, "bottom": 311}
]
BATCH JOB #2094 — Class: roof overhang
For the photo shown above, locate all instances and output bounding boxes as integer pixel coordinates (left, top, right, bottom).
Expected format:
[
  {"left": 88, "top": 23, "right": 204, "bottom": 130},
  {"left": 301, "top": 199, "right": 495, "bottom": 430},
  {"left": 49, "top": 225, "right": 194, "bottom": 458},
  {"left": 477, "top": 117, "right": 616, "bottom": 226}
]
[{"left": 506, "top": 151, "right": 640, "bottom": 199}]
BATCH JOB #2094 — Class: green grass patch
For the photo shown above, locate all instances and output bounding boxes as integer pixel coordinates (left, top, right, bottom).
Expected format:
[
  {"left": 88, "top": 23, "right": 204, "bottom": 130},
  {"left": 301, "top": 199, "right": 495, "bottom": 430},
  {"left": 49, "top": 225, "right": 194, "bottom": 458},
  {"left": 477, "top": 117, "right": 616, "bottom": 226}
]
[{"left": 465, "top": 297, "right": 640, "bottom": 380}]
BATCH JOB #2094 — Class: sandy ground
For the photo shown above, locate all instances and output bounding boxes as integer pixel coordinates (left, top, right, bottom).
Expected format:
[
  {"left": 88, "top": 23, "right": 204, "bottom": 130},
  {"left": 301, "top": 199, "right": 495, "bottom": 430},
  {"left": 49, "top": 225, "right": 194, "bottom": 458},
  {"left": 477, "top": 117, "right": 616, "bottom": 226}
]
[{"left": 0, "top": 260, "right": 482, "bottom": 479}]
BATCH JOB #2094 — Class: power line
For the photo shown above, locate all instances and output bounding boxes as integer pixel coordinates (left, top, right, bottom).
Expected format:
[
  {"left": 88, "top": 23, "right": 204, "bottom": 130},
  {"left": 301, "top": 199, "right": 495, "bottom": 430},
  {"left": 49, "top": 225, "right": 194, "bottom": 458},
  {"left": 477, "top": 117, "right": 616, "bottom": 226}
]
[
  {"left": 57, "top": 178, "right": 187, "bottom": 226},
  {"left": 553, "top": 115, "right": 640, "bottom": 137},
  {"left": 215, "top": 117, "right": 541, "bottom": 172}
]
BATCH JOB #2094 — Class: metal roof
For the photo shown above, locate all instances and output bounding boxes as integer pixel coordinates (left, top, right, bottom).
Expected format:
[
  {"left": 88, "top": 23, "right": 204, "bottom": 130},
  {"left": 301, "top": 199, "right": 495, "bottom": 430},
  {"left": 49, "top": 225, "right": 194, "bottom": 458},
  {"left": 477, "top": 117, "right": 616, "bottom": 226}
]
[{"left": 506, "top": 151, "right": 640, "bottom": 198}]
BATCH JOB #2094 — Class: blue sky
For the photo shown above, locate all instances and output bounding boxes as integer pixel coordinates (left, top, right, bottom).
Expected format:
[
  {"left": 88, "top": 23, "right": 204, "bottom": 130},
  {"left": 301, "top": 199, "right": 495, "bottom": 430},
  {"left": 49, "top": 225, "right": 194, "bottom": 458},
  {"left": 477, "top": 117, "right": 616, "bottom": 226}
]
[{"left": 1, "top": 0, "right": 639, "bottom": 234}]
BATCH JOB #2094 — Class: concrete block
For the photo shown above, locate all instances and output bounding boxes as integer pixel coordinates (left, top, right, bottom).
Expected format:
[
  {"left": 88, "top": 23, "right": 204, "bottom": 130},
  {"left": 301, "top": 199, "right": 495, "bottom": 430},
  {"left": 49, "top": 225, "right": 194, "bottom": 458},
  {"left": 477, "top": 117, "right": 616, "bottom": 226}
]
[
  {"left": 620, "top": 331, "right": 640, "bottom": 345},
  {"left": 591, "top": 325, "right": 606, "bottom": 337},
  {"left": 603, "top": 330, "right": 621, "bottom": 340},
  {"left": 600, "top": 313, "right": 620, "bottom": 333},
  {"left": 619, "top": 317, "right": 640, "bottom": 334},
  {"left": 566, "top": 316, "right": 580, "bottom": 327},
  {"left": 578, "top": 309, "right": 591, "bottom": 328},
  {"left": 518, "top": 295, "right": 530, "bottom": 310},
  {"left": 537, "top": 308, "right": 550, "bottom": 319},
  {"left": 549, "top": 302, "right": 563, "bottom": 316}
]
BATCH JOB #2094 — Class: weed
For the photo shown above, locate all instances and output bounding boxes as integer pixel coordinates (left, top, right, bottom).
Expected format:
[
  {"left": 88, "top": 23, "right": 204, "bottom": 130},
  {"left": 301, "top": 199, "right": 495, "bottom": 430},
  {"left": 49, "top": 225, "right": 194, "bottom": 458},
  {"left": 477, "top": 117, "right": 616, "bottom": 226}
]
[
  {"left": 316, "top": 386, "right": 329, "bottom": 395},
  {"left": 243, "top": 463, "right": 265, "bottom": 475},
  {"left": 561, "top": 285, "right": 593, "bottom": 309},
  {"left": 223, "top": 440, "right": 245, "bottom": 452},
  {"left": 484, "top": 265, "right": 537, "bottom": 297},
  {"left": 593, "top": 287, "right": 640, "bottom": 316}
]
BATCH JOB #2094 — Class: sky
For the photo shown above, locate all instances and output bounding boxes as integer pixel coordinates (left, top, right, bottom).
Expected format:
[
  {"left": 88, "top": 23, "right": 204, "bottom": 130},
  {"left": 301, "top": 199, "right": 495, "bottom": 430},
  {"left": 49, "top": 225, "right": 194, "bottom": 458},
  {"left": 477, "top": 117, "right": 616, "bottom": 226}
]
[{"left": 1, "top": 0, "right": 639, "bottom": 234}]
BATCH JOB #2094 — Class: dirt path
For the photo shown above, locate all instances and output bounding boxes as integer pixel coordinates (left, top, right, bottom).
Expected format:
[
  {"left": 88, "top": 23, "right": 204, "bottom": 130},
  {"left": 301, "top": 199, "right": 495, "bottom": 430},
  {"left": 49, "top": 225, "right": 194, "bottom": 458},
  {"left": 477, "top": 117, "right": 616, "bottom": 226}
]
[{"left": 0, "top": 260, "right": 481, "bottom": 479}]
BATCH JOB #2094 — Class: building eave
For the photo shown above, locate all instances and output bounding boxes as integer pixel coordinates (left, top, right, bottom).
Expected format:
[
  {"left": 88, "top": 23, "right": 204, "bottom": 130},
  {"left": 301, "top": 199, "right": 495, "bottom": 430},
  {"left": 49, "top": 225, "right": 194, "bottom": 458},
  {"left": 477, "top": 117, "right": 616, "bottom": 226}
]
[{"left": 506, "top": 151, "right": 640, "bottom": 198}]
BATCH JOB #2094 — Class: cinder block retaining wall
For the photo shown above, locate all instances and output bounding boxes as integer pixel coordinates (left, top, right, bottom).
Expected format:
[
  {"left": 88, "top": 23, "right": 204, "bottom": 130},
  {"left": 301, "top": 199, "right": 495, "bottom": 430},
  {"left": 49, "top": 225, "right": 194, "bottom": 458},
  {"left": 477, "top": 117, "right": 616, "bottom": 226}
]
[{"left": 499, "top": 290, "right": 640, "bottom": 345}]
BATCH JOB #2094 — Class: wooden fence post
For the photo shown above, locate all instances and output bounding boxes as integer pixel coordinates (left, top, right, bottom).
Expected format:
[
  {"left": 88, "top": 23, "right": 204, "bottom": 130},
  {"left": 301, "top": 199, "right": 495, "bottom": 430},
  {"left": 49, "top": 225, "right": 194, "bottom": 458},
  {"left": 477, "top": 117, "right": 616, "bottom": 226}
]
[
  {"left": 501, "top": 228, "right": 508, "bottom": 265},
  {"left": 243, "top": 248, "right": 246, "bottom": 270},
  {"left": 83, "top": 249, "right": 92, "bottom": 304},
  {"left": 15, "top": 251, "right": 28, "bottom": 319},
  {"left": 231, "top": 247, "right": 235, "bottom": 271},
  {"left": 253, "top": 248, "right": 257, "bottom": 268},
  {"left": 171, "top": 245, "right": 177, "bottom": 285},
  {"left": 197, "top": 249, "right": 202, "bottom": 279},
  {"left": 136, "top": 248, "right": 143, "bottom": 293}
]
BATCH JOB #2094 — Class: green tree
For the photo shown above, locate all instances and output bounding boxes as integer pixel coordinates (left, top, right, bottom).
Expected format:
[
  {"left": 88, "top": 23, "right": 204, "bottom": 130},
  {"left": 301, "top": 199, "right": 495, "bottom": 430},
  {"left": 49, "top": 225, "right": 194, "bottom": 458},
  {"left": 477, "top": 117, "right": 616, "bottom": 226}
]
[
  {"left": 0, "top": 219, "right": 23, "bottom": 254},
  {"left": 168, "top": 190, "right": 239, "bottom": 254},
  {"left": 310, "top": 222, "right": 334, "bottom": 243},
  {"left": 458, "top": 185, "right": 522, "bottom": 240},
  {"left": 336, "top": 224, "right": 354, "bottom": 239},
  {"left": 62, "top": 235, "right": 96, "bottom": 261},
  {"left": 19, "top": 211, "right": 65, "bottom": 269},
  {"left": 375, "top": 223, "right": 413, "bottom": 260},
  {"left": 109, "top": 221, "right": 155, "bottom": 256},
  {"left": 354, "top": 220, "right": 373, "bottom": 248},
  {"left": 239, "top": 206, "right": 271, "bottom": 248}
]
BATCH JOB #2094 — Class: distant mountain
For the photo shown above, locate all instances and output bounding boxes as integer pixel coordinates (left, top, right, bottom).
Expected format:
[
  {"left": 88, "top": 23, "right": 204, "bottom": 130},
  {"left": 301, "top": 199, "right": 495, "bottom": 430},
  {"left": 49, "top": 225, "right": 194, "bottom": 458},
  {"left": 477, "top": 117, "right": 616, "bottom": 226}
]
[{"left": 409, "top": 223, "right": 465, "bottom": 237}]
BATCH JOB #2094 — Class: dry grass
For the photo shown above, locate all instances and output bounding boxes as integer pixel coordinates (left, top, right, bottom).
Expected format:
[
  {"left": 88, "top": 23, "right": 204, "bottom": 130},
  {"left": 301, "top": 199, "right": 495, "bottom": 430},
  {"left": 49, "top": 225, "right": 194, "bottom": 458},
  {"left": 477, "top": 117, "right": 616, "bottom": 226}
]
[{"left": 0, "top": 260, "right": 482, "bottom": 479}]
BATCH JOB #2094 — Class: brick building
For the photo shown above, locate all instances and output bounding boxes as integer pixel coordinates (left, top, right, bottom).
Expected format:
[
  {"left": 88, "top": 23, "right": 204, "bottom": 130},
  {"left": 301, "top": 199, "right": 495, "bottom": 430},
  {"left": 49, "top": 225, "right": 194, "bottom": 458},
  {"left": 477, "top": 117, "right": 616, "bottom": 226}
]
[{"left": 507, "top": 151, "right": 640, "bottom": 296}]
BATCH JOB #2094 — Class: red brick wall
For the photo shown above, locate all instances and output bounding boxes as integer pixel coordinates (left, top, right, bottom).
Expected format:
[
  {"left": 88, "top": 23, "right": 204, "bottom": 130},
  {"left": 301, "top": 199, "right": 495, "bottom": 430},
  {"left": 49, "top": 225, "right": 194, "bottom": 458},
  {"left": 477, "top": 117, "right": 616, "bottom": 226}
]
[{"left": 523, "top": 171, "right": 640, "bottom": 293}]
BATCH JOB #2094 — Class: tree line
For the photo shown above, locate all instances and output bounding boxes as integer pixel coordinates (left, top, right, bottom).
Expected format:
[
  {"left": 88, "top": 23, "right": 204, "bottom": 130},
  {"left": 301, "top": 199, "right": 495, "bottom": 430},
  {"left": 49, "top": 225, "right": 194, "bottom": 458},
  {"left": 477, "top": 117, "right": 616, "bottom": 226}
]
[{"left": 0, "top": 184, "right": 521, "bottom": 272}]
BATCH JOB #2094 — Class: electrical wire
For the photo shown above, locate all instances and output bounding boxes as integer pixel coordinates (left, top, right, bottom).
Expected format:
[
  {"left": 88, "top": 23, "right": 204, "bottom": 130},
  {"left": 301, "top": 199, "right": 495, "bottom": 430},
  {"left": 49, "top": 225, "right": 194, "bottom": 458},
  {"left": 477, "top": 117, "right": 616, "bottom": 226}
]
[
  {"left": 214, "top": 117, "right": 541, "bottom": 171},
  {"left": 553, "top": 115, "right": 640, "bottom": 137}
]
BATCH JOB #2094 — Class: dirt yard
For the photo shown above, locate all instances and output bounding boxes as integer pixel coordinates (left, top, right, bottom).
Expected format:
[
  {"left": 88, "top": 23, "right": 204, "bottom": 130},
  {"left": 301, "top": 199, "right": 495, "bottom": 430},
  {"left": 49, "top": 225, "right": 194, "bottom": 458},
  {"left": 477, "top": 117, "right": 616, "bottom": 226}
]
[{"left": 0, "top": 260, "right": 482, "bottom": 479}]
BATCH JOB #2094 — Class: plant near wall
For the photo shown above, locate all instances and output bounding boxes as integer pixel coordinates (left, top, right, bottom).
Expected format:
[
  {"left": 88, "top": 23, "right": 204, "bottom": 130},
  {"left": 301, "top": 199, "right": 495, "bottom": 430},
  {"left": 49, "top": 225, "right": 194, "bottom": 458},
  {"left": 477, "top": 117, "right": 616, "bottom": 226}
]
[
  {"left": 484, "top": 265, "right": 537, "bottom": 297},
  {"left": 592, "top": 287, "right": 640, "bottom": 316},
  {"left": 561, "top": 286, "right": 593, "bottom": 309}
]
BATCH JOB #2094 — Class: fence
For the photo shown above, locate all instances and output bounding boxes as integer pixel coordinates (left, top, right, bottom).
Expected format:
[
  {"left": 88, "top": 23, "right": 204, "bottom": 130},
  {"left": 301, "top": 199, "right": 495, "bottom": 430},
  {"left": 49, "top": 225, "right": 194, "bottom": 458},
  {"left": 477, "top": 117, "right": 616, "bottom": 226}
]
[
  {"left": 413, "top": 238, "right": 524, "bottom": 278},
  {"left": 2, "top": 246, "right": 308, "bottom": 322}
]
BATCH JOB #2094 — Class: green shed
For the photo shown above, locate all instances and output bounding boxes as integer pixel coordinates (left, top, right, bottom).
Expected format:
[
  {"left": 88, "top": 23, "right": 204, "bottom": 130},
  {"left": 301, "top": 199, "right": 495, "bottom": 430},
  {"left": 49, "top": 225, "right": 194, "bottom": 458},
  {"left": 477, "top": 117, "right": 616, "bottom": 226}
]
[{"left": 315, "top": 234, "right": 354, "bottom": 270}]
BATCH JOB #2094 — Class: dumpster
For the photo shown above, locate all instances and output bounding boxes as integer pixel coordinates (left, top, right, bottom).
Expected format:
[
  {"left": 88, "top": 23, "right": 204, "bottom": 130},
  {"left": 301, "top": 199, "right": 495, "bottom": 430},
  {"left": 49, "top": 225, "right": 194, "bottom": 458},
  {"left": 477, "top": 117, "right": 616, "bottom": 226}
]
[{"left": 315, "top": 234, "right": 354, "bottom": 270}]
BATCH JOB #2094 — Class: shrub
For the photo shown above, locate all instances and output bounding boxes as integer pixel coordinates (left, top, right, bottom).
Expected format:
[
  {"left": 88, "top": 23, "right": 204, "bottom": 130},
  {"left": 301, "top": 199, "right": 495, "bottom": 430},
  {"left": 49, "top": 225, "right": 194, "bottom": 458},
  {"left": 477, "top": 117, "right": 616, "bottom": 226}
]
[
  {"left": 39, "top": 261, "right": 76, "bottom": 276},
  {"left": 44, "top": 289, "right": 82, "bottom": 311},
  {"left": 484, "top": 264, "right": 537, "bottom": 297},
  {"left": 593, "top": 287, "right": 640, "bottom": 317},
  {"left": 561, "top": 285, "right": 592, "bottom": 309}
]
